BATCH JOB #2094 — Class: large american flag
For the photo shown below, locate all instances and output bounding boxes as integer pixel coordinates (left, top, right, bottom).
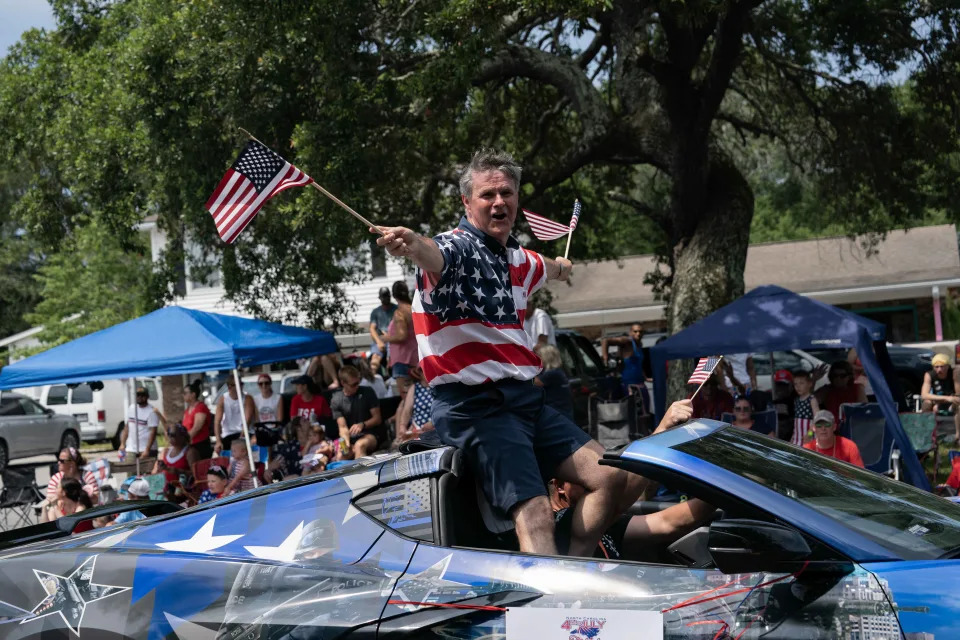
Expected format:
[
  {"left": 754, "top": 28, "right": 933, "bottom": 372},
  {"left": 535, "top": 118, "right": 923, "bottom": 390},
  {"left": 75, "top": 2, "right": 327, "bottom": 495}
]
[
  {"left": 205, "top": 141, "right": 313, "bottom": 244},
  {"left": 687, "top": 356, "right": 722, "bottom": 385}
]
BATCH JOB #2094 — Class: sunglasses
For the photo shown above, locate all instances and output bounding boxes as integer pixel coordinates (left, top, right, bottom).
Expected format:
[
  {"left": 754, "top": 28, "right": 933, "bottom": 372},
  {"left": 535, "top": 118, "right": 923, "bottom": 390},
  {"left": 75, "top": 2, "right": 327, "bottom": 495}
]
[
  {"left": 734, "top": 407, "right": 751, "bottom": 412},
  {"left": 258, "top": 381, "right": 272, "bottom": 386}
]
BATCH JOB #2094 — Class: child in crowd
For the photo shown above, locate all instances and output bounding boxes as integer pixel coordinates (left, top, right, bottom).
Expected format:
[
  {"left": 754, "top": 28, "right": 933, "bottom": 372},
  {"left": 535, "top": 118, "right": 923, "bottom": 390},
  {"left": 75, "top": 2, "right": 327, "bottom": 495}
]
[
  {"left": 792, "top": 370, "right": 819, "bottom": 446},
  {"left": 225, "top": 438, "right": 255, "bottom": 495},
  {"left": 301, "top": 424, "right": 339, "bottom": 474},
  {"left": 198, "top": 465, "right": 228, "bottom": 504}
]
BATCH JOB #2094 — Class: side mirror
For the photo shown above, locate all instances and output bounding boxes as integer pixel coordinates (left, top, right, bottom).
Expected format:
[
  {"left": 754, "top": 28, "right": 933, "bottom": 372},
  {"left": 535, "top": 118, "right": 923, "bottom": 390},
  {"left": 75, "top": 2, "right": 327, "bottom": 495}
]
[{"left": 708, "top": 519, "right": 811, "bottom": 574}]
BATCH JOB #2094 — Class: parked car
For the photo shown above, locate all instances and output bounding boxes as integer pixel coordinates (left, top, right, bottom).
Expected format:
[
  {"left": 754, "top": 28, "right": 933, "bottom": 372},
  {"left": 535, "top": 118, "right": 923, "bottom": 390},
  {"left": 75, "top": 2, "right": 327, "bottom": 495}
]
[
  {"left": 29, "top": 377, "right": 163, "bottom": 448},
  {"left": 2, "top": 421, "right": 957, "bottom": 638},
  {"left": 555, "top": 329, "right": 610, "bottom": 426},
  {"left": 804, "top": 345, "right": 935, "bottom": 406},
  {"left": 0, "top": 392, "right": 80, "bottom": 472}
]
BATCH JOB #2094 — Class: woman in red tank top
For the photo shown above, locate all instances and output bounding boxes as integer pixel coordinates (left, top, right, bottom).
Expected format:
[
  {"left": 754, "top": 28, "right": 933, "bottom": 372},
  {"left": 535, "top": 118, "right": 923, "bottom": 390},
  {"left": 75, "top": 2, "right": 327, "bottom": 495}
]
[
  {"left": 153, "top": 424, "right": 192, "bottom": 485},
  {"left": 818, "top": 360, "right": 867, "bottom": 421}
]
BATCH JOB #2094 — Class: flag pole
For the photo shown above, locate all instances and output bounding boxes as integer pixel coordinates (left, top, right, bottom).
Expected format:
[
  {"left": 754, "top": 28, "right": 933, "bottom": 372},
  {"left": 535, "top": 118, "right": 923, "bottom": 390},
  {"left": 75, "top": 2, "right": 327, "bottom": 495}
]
[
  {"left": 562, "top": 199, "right": 579, "bottom": 260},
  {"left": 238, "top": 128, "right": 384, "bottom": 235},
  {"left": 689, "top": 356, "right": 723, "bottom": 403}
]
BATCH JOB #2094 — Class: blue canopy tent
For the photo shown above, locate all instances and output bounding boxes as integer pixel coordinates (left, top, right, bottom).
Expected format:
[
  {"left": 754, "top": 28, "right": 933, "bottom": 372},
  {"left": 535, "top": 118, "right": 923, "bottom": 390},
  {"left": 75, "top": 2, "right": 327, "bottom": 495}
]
[
  {"left": 651, "top": 285, "right": 929, "bottom": 490},
  {"left": 0, "top": 306, "right": 338, "bottom": 388},
  {"left": 0, "top": 307, "right": 339, "bottom": 482}
]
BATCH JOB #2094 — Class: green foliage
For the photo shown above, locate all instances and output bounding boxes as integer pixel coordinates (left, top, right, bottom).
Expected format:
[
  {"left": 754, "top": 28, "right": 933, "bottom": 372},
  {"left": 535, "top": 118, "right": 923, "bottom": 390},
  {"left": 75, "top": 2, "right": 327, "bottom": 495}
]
[{"left": 24, "top": 221, "right": 156, "bottom": 351}]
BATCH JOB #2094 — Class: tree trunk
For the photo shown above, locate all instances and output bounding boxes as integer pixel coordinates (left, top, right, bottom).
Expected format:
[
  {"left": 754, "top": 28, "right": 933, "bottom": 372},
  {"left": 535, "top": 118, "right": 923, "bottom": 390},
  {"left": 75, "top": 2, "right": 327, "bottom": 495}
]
[{"left": 666, "top": 157, "right": 754, "bottom": 401}]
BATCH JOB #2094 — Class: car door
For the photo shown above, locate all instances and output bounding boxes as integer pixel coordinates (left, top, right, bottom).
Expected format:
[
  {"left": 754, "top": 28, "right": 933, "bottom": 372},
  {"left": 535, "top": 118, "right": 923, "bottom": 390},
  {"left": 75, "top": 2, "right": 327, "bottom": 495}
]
[
  {"left": 18, "top": 396, "right": 57, "bottom": 454},
  {"left": 0, "top": 395, "right": 33, "bottom": 458}
]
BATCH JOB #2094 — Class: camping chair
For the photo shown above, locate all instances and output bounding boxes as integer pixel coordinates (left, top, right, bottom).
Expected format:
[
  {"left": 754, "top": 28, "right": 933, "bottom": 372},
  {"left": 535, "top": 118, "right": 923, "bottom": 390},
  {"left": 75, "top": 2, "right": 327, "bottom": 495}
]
[
  {"left": 898, "top": 412, "right": 940, "bottom": 484},
  {"left": 720, "top": 409, "right": 777, "bottom": 436},
  {"left": 839, "top": 403, "right": 896, "bottom": 478},
  {"left": 191, "top": 456, "right": 229, "bottom": 499},
  {"left": 589, "top": 394, "right": 639, "bottom": 449},
  {"left": 0, "top": 466, "right": 45, "bottom": 531}
]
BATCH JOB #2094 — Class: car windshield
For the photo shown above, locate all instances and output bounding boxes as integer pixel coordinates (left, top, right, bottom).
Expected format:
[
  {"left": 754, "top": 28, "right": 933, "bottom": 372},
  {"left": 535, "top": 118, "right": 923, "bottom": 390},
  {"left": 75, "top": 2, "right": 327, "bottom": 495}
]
[{"left": 675, "top": 428, "right": 960, "bottom": 560}]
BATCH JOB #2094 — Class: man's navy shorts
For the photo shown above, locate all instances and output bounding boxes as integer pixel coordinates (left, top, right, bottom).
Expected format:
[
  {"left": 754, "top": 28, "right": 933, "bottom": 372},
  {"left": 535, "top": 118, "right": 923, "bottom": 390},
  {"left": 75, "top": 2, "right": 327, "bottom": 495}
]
[{"left": 431, "top": 378, "right": 592, "bottom": 518}]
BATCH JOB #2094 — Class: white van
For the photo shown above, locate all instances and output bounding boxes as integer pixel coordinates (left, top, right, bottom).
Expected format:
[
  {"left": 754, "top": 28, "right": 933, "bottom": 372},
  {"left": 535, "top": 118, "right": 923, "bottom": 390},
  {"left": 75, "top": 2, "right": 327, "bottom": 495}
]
[{"left": 30, "top": 378, "right": 164, "bottom": 447}]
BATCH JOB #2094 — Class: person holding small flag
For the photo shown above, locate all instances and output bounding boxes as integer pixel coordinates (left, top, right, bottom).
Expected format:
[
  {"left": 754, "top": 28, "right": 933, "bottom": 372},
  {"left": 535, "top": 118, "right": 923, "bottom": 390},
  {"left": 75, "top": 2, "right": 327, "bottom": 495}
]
[{"left": 374, "top": 148, "right": 692, "bottom": 556}]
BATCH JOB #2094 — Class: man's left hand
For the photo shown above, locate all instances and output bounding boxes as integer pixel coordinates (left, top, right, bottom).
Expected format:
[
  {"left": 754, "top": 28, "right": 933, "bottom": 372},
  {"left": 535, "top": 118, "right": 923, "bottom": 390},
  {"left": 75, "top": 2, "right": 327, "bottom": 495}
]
[
  {"left": 554, "top": 257, "right": 573, "bottom": 281},
  {"left": 139, "top": 451, "right": 151, "bottom": 460}
]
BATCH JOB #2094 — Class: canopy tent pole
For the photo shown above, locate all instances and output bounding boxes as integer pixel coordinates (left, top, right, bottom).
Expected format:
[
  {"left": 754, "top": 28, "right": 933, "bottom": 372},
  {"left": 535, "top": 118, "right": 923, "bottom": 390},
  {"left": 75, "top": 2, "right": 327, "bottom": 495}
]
[
  {"left": 233, "top": 368, "right": 259, "bottom": 489},
  {"left": 127, "top": 378, "right": 140, "bottom": 476}
]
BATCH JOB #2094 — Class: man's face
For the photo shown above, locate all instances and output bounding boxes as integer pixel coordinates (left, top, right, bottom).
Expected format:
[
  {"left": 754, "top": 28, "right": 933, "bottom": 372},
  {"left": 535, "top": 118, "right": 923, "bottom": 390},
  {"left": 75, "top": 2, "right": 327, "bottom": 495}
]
[
  {"left": 630, "top": 325, "right": 643, "bottom": 340},
  {"left": 813, "top": 421, "right": 835, "bottom": 444},
  {"left": 935, "top": 364, "right": 949, "bottom": 379},
  {"left": 380, "top": 292, "right": 391, "bottom": 306},
  {"left": 136, "top": 392, "right": 148, "bottom": 406},
  {"left": 461, "top": 169, "right": 518, "bottom": 245}
]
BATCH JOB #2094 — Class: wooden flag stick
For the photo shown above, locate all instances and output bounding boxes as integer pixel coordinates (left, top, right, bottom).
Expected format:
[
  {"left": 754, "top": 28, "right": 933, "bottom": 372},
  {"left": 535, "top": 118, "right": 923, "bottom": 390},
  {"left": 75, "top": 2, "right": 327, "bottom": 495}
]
[
  {"left": 688, "top": 355, "right": 723, "bottom": 403},
  {"left": 238, "top": 128, "right": 384, "bottom": 235}
]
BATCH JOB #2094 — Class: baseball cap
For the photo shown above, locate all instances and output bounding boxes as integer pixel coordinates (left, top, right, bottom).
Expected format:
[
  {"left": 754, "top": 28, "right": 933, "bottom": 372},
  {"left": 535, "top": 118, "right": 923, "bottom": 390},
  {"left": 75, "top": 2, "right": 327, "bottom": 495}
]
[
  {"left": 378, "top": 287, "right": 391, "bottom": 297},
  {"left": 291, "top": 374, "right": 312, "bottom": 386},
  {"left": 813, "top": 409, "right": 835, "bottom": 426},
  {"left": 933, "top": 353, "right": 951, "bottom": 366},
  {"left": 773, "top": 369, "right": 793, "bottom": 384},
  {"left": 127, "top": 478, "right": 151, "bottom": 498},
  {"left": 135, "top": 386, "right": 148, "bottom": 395}
]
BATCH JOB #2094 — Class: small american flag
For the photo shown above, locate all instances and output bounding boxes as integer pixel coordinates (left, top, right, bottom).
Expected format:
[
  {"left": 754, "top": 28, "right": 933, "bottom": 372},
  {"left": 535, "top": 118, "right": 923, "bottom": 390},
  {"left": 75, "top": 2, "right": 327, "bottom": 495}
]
[
  {"left": 205, "top": 140, "right": 313, "bottom": 244},
  {"left": 521, "top": 208, "right": 572, "bottom": 241},
  {"left": 569, "top": 199, "right": 581, "bottom": 231},
  {"left": 687, "top": 356, "right": 722, "bottom": 385}
]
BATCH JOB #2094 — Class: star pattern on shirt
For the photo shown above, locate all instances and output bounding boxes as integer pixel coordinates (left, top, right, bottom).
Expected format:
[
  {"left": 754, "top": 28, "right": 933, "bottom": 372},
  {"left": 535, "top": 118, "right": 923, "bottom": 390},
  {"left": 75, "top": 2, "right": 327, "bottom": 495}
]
[{"left": 422, "top": 228, "right": 523, "bottom": 328}]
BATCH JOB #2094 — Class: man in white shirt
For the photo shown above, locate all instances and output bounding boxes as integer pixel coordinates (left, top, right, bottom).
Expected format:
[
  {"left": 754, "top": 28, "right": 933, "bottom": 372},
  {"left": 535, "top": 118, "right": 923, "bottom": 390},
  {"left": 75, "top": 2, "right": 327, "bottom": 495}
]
[
  {"left": 524, "top": 302, "right": 556, "bottom": 348},
  {"left": 254, "top": 373, "right": 285, "bottom": 424},
  {"left": 120, "top": 386, "right": 159, "bottom": 460}
]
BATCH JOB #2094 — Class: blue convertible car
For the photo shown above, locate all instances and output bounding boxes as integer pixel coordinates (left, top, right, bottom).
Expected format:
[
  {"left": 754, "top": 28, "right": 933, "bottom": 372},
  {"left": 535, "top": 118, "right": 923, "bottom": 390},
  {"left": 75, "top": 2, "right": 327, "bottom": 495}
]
[{"left": 0, "top": 420, "right": 956, "bottom": 639}]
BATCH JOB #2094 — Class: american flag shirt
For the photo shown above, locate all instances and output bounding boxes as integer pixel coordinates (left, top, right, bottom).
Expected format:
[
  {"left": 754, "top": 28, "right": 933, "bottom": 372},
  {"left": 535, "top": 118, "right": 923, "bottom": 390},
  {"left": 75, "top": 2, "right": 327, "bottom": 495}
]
[
  {"left": 793, "top": 395, "right": 814, "bottom": 446},
  {"left": 413, "top": 217, "right": 547, "bottom": 386}
]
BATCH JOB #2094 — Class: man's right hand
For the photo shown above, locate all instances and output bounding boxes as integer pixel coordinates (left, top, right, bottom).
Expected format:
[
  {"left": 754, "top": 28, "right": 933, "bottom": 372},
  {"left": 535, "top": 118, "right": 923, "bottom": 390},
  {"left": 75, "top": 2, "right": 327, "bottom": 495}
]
[
  {"left": 214, "top": 439, "right": 223, "bottom": 455},
  {"left": 373, "top": 226, "right": 418, "bottom": 258},
  {"left": 655, "top": 399, "right": 694, "bottom": 433}
]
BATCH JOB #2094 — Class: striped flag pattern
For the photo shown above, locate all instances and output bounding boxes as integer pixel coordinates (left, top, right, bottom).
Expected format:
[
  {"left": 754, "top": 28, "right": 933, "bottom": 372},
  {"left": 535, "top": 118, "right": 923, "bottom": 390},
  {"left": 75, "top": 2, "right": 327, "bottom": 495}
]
[
  {"left": 569, "top": 199, "right": 581, "bottom": 231},
  {"left": 792, "top": 418, "right": 811, "bottom": 446},
  {"left": 205, "top": 140, "right": 313, "bottom": 244},
  {"left": 687, "top": 356, "right": 722, "bottom": 385},
  {"left": 521, "top": 208, "right": 572, "bottom": 241}
]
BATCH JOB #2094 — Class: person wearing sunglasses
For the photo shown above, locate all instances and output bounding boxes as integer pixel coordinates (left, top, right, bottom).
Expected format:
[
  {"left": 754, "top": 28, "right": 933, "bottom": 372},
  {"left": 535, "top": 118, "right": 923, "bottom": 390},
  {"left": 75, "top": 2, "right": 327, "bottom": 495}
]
[
  {"left": 46, "top": 447, "right": 99, "bottom": 503},
  {"left": 330, "top": 365, "right": 383, "bottom": 458},
  {"left": 730, "top": 397, "right": 756, "bottom": 431},
  {"left": 253, "top": 374, "right": 284, "bottom": 424}
]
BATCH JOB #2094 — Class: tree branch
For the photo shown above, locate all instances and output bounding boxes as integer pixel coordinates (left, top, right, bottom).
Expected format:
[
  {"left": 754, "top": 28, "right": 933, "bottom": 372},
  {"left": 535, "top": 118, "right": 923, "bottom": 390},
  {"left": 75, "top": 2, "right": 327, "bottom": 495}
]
[
  {"left": 696, "top": 0, "right": 757, "bottom": 139},
  {"left": 607, "top": 191, "right": 669, "bottom": 226}
]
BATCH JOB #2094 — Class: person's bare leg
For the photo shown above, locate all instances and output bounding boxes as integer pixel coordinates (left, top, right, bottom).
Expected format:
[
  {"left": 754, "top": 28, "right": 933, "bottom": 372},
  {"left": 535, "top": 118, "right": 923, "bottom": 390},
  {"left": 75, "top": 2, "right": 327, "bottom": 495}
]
[
  {"left": 395, "top": 375, "right": 410, "bottom": 398},
  {"left": 353, "top": 434, "right": 377, "bottom": 458},
  {"left": 953, "top": 411, "right": 959, "bottom": 442},
  {"left": 513, "top": 496, "right": 558, "bottom": 554},
  {"left": 370, "top": 353, "right": 382, "bottom": 373},
  {"left": 553, "top": 441, "right": 632, "bottom": 557},
  {"left": 322, "top": 355, "right": 340, "bottom": 389}
]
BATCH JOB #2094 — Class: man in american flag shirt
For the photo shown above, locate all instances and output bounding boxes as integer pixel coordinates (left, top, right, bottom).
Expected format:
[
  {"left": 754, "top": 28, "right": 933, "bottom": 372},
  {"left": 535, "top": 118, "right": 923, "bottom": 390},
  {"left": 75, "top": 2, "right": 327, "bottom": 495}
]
[{"left": 375, "top": 149, "right": 692, "bottom": 555}]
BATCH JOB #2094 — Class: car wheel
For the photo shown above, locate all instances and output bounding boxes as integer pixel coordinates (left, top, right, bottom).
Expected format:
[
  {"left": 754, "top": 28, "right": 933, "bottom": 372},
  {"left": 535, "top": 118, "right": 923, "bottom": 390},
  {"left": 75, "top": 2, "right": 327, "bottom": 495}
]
[
  {"left": 59, "top": 430, "right": 80, "bottom": 453},
  {"left": 0, "top": 441, "right": 8, "bottom": 474}
]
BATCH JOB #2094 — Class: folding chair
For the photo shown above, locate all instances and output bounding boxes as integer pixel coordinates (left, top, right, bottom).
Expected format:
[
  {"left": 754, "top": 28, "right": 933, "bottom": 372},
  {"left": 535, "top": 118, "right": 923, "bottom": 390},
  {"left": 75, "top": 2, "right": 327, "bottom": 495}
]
[
  {"left": 589, "top": 395, "right": 639, "bottom": 449},
  {"left": 839, "top": 403, "right": 896, "bottom": 477},
  {"left": 898, "top": 412, "right": 939, "bottom": 484},
  {"left": 720, "top": 409, "right": 776, "bottom": 436},
  {"left": 0, "top": 466, "right": 45, "bottom": 531}
]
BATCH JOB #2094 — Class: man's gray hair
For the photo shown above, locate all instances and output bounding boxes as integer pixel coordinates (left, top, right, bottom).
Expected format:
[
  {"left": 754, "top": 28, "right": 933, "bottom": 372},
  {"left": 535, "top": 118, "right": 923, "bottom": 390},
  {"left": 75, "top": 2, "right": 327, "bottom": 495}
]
[{"left": 459, "top": 148, "right": 522, "bottom": 198}]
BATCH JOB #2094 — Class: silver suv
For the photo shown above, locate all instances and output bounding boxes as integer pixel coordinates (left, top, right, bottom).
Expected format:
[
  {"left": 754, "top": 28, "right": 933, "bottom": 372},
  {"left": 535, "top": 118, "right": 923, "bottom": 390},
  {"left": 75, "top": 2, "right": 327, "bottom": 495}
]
[{"left": 0, "top": 392, "right": 80, "bottom": 473}]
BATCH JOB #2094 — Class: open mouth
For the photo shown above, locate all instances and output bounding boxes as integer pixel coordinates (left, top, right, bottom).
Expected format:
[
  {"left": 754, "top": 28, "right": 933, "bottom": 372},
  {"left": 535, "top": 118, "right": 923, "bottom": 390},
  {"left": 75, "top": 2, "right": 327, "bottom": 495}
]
[{"left": 492, "top": 212, "right": 507, "bottom": 221}]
